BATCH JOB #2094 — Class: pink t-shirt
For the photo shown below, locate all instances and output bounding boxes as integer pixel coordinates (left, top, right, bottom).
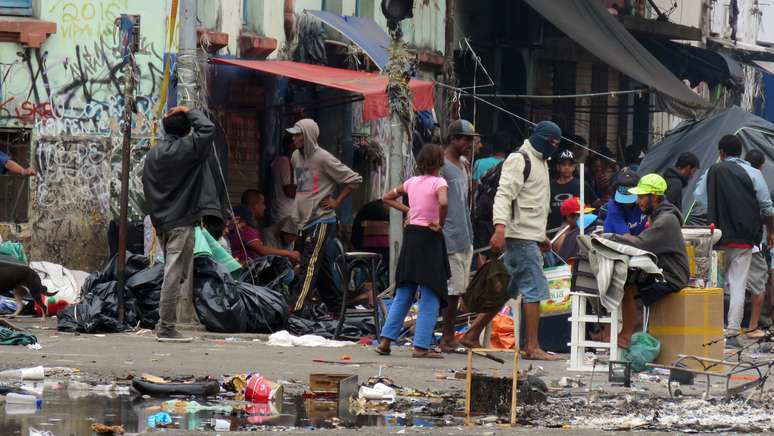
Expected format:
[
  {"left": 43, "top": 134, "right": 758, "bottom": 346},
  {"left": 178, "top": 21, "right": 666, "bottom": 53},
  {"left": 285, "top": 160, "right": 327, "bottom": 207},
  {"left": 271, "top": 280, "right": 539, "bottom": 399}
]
[{"left": 403, "top": 175, "right": 448, "bottom": 227}]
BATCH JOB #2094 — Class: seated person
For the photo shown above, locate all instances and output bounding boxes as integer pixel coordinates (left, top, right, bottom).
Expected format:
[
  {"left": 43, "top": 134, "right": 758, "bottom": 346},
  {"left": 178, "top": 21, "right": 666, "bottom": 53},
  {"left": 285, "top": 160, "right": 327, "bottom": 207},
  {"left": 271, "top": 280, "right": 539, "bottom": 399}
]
[
  {"left": 552, "top": 197, "right": 597, "bottom": 265},
  {"left": 604, "top": 168, "right": 647, "bottom": 236},
  {"left": 607, "top": 174, "right": 689, "bottom": 348},
  {"left": 228, "top": 205, "right": 300, "bottom": 266}
]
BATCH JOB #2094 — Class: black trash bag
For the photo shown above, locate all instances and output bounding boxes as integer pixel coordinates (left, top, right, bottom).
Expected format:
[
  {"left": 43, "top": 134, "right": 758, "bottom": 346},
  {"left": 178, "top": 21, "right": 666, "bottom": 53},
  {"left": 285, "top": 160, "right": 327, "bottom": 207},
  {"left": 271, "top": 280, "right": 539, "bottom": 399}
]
[
  {"left": 193, "top": 257, "right": 289, "bottom": 333},
  {"left": 126, "top": 263, "right": 164, "bottom": 329},
  {"left": 56, "top": 282, "right": 138, "bottom": 333},
  {"left": 286, "top": 314, "right": 375, "bottom": 342}
]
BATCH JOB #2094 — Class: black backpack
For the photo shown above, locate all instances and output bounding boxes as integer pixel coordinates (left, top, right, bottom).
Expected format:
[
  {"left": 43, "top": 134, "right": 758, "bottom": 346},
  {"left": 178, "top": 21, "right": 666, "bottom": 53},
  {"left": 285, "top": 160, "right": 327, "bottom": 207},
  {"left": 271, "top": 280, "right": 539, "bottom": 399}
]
[{"left": 473, "top": 150, "right": 531, "bottom": 222}]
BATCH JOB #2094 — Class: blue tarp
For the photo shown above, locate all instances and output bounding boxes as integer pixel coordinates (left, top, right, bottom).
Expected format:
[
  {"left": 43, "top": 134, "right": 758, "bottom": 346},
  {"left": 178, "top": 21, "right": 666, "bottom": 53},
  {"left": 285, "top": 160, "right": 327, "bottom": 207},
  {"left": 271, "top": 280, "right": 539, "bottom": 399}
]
[{"left": 306, "top": 10, "right": 390, "bottom": 71}]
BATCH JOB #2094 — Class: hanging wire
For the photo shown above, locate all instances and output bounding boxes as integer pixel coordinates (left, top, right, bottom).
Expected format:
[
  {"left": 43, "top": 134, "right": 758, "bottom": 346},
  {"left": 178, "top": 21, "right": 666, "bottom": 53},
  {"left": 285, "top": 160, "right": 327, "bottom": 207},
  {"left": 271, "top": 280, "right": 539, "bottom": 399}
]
[{"left": 435, "top": 80, "right": 617, "bottom": 163}]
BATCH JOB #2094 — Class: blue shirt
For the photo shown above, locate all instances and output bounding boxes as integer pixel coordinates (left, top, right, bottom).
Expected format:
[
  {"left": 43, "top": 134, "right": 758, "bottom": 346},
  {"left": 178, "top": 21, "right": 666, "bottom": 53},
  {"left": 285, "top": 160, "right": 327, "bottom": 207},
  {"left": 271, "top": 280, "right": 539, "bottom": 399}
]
[
  {"left": 0, "top": 151, "right": 8, "bottom": 175},
  {"left": 441, "top": 159, "right": 473, "bottom": 253},
  {"left": 603, "top": 198, "right": 647, "bottom": 236},
  {"left": 473, "top": 156, "right": 503, "bottom": 181},
  {"left": 693, "top": 157, "right": 774, "bottom": 217}
]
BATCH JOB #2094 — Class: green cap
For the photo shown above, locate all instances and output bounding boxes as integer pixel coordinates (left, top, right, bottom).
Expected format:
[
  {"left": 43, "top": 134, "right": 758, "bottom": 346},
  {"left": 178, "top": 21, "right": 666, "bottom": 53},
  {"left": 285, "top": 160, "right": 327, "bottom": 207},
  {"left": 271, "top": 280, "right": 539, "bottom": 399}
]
[{"left": 628, "top": 173, "right": 667, "bottom": 196}]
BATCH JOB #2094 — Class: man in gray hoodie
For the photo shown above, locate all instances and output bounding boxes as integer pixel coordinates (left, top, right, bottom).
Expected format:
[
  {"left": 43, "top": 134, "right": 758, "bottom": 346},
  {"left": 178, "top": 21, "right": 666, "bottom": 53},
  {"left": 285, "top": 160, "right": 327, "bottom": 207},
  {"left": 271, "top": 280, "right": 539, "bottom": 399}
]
[
  {"left": 610, "top": 173, "right": 689, "bottom": 348},
  {"left": 286, "top": 118, "right": 363, "bottom": 315}
]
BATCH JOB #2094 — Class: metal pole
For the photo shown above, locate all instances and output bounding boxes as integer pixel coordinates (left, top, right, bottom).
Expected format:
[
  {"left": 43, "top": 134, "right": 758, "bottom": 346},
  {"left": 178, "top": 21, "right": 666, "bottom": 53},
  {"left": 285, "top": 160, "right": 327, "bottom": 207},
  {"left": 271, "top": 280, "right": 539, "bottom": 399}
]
[
  {"left": 177, "top": 0, "right": 198, "bottom": 107},
  {"left": 116, "top": 15, "right": 139, "bottom": 324},
  {"left": 388, "top": 115, "right": 404, "bottom": 286}
]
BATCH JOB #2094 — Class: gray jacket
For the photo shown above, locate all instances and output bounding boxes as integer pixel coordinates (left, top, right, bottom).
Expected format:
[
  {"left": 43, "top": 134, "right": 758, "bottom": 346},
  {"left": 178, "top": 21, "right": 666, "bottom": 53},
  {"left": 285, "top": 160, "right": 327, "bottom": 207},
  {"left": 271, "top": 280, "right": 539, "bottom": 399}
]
[{"left": 610, "top": 202, "right": 690, "bottom": 290}]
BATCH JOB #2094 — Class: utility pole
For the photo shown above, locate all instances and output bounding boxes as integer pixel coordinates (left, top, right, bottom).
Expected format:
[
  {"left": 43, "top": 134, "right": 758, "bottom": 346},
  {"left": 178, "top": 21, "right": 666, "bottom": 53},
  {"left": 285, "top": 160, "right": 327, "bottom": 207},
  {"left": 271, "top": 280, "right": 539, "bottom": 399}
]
[
  {"left": 174, "top": 0, "right": 200, "bottom": 327},
  {"left": 116, "top": 14, "right": 140, "bottom": 324},
  {"left": 382, "top": 1, "right": 414, "bottom": 286}
]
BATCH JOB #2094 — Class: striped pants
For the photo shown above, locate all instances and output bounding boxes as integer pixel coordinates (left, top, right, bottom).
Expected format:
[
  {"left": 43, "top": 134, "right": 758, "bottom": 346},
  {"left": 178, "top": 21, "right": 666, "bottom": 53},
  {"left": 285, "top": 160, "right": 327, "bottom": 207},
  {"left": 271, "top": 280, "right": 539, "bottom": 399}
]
[{"left": 290, "top": 221, "right": 341, "bottom": 314}]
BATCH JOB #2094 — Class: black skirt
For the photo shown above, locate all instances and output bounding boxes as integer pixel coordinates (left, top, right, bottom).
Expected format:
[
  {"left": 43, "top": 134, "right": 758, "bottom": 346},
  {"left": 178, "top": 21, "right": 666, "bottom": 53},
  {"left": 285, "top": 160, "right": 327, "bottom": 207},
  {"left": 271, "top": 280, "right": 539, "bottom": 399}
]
[{"left": 395, "top": 225, "right": 451, "bottom": 306}]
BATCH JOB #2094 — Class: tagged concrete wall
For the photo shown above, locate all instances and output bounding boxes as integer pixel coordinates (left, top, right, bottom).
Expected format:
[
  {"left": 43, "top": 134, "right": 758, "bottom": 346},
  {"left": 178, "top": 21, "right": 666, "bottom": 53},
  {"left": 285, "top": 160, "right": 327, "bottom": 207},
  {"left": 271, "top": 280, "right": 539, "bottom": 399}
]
[{"left": 0, "top": 0, "right": 168, "bottom": 270}]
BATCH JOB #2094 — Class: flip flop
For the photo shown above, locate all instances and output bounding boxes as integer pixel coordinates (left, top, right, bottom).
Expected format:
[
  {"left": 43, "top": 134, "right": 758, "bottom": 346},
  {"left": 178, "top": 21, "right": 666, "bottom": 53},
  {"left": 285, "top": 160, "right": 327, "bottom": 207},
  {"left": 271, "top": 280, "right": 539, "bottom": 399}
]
[
  {"left": 745, "top": 329, "right": 767, "bottom": 339},
  {"left": 412, "top": 349, "right": 444, "bottom": 359},
  {"left": 440, "top": 345, "right": 467, "bottom": 354},
  {"left": 374, "top": 347, "right": 391, "bottom": 356}
]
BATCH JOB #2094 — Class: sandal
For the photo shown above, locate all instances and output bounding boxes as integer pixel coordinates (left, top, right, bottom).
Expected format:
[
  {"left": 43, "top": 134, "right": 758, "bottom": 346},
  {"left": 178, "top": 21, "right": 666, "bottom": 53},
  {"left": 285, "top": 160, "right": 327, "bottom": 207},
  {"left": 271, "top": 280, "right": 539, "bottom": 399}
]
[
  {"left": 746, "top": 329, "right": 767, "bottom": 339},
  {"left": 375, "top": 346, "right": 391, "bottom": 356},
  {"left": 412, "top": 349, "right": 444, "bottom": 359}
]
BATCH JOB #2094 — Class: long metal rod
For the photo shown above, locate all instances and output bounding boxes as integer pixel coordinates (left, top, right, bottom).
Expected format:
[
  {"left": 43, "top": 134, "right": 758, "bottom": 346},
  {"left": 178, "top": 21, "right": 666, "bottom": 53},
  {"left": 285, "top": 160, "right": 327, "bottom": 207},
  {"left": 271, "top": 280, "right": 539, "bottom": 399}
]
[
  {"left": 462, "top": 89, "right": 647, "bottom": 99},
  {"left": 116, "top": 47, "right": 135, "bottom": 325}
]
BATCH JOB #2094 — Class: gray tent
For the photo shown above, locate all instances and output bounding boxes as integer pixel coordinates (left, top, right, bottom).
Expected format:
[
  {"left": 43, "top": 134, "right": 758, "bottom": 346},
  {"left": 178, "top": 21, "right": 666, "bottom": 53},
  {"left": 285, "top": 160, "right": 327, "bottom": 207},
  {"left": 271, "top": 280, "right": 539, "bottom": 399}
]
[{"left": 638, "top": 106, "right": 774, "bottom": 217}]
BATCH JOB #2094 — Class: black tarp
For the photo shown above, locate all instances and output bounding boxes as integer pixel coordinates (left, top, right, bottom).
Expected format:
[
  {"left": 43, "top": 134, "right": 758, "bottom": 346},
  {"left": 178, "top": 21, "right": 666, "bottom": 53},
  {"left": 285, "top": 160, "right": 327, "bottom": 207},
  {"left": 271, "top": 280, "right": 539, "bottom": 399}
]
[
  {"left": 639, "top": 38, "right": 743, "bottom": 90},
  {"left": 638, "top": 106, "right": 774, "bottom": 217},
  {"left": 523, "top": 0, "right": 712, "bottom": 118}
]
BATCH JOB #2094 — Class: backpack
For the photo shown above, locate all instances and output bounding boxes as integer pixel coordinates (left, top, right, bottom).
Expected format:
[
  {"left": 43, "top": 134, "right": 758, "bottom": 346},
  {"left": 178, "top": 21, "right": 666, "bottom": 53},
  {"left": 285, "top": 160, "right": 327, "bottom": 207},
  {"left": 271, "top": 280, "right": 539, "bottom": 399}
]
[{"left": 473, "top": 150, "right": 531, "bottom": 222}]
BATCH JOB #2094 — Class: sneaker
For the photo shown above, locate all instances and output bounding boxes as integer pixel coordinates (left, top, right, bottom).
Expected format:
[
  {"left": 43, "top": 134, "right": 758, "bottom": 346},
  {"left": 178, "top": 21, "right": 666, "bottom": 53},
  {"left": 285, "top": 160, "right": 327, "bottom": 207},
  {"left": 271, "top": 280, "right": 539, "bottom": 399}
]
[
  {"left": 157, "top": 328, "right": 194, "bottom": 343},
  {"left": 725, "top": 336, "right": 743, "bottom": 349}
]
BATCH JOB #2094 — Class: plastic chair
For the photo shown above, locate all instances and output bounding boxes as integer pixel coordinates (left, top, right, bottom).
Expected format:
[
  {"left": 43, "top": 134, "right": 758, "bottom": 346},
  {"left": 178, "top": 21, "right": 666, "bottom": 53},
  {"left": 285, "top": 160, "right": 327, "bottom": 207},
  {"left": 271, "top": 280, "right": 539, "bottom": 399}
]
[{"left": 333, "top": 252, "right": 383, "bottom": 339}]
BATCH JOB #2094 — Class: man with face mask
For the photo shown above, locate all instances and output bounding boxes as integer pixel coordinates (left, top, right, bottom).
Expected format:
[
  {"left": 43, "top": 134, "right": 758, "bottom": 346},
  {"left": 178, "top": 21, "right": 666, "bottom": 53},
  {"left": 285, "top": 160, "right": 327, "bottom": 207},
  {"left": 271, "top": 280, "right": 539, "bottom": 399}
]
[
  {"left": 609, "top": 174, "right": 689, "bottom": 348},
  {"left": 471, "top": 121, "right": 561, "bottom": 360}
]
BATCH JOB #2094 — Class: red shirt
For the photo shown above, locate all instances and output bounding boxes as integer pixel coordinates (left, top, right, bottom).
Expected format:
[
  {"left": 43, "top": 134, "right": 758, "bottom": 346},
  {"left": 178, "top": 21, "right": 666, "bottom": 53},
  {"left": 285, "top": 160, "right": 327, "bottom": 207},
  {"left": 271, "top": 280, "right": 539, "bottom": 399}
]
[{"left": 228, "top": 225, "right": 262, "bottom": 264}]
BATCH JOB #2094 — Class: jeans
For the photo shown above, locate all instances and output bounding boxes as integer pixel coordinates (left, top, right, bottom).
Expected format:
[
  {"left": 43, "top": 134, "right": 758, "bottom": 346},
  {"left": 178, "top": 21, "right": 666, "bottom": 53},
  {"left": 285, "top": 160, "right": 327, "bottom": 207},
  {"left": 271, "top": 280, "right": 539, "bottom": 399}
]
[
  {"left": 159, "top": 226, "right": 196, "bottom": 331},
  {"left": 503, "top": 239, "right": 549, "bottom": 303},
  {"left": 379, "top": 283, "right": 441, "bottom": 349},
  {"left": 724, "top": 247, "right": 753, "bottom": 333}
]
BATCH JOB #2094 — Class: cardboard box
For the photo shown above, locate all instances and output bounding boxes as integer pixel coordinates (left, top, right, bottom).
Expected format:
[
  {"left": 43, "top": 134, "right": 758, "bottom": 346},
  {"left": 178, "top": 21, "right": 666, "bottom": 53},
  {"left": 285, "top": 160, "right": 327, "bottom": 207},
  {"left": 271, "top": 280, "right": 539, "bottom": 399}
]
[{"left": 649, "top": 287, "right": 724, "bottom": 371}]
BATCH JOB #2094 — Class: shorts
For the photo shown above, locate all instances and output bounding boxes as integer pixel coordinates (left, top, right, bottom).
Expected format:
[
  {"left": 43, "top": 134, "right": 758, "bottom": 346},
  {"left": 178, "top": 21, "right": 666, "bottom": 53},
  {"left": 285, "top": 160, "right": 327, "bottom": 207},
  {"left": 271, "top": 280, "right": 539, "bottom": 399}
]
[
  {"left": 447, "top": 246, "right": 473, "bottom": 296},
  {"left": 503, "top": 239, "right": 548, "bottom": 304},
  {"left": 746, "top": 250, "right": 768, "bottom": 295},
  {"left": 638, "top": 281, "right": 680, "bottom": 306}
]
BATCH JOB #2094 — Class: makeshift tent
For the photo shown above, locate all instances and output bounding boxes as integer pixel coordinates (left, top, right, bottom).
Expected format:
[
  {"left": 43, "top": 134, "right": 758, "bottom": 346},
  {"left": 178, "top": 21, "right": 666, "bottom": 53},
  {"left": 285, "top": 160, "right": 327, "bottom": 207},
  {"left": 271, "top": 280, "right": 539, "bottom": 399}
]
[
  {"left": 305, "top": 10, "right": 391, "bottom": 71},
  {"left": 523, "top": 0, "right": 712, "bottom": 118},
  {"left": 638, "top": 106, "right": 774, "bottom": 216},
  {"left": 209, "top": 58, "right": 434, "bottom": 121}
]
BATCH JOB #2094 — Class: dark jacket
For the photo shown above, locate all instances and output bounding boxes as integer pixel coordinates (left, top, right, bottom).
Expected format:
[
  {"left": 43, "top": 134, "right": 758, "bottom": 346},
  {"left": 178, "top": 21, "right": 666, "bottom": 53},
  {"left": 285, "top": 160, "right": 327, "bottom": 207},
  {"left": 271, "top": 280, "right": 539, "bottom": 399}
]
[
  {"left": 611, "top": 202, "right": 689, "bottom": 290},
  {"left": 707, "top": 160, "right": 761, "bottom": 246},
  {"left": 662, "top": 167, "right": 688, "bottom": 211},
  {"left": 143, "top": 110, "right": 222, "bottom": 234}
]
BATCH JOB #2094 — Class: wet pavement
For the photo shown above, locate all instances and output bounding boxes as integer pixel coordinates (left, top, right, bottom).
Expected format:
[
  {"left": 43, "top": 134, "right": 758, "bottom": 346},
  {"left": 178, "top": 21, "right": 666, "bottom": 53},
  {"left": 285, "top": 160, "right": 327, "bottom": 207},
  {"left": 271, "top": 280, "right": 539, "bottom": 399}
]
[{"left": 0, "top": 380, "right": 456, "bottom": 435}]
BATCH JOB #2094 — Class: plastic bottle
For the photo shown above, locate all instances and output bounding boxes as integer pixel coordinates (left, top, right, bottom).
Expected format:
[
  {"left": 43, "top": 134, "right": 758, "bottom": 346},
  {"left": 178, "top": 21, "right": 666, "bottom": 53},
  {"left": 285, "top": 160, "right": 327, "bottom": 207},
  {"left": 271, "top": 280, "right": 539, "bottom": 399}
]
[{"left": 5, "top": 393, "right": 43, "bottom": 409}]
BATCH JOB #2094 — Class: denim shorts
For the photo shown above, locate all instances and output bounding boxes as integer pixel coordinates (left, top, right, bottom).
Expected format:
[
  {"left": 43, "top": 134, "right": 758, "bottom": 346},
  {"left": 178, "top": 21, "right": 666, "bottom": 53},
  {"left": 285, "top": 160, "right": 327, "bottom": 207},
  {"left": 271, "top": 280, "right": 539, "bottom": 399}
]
[{"left": 503, "top": 239, "right": 549, "bottom": 303}]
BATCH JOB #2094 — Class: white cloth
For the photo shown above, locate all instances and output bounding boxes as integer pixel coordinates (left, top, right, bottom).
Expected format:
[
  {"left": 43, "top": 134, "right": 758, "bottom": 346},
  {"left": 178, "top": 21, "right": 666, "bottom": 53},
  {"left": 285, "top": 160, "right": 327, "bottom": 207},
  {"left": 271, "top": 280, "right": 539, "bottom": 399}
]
[
  {"left": 576, "top": 235, "right": 663, "bottom": 312},
  {"left": 724, "top": 247, "right": 753, "bottom": 333},
  {"left": 271, "top": 156, "right": 295, "bottom": 224},
  {"left": 29, "top": 261, "right": 89, "bottom": 304},
  {"left": 266, "top": 330, "right": 351, "bottom": 347}
]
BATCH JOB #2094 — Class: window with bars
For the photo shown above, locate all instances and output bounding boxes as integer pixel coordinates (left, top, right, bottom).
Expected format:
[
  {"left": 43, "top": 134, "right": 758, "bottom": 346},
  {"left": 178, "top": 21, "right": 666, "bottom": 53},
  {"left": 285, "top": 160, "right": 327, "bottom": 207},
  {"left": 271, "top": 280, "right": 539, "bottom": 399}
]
[{"left": 0, "top": 129, "right": 31, "bottom": 222}]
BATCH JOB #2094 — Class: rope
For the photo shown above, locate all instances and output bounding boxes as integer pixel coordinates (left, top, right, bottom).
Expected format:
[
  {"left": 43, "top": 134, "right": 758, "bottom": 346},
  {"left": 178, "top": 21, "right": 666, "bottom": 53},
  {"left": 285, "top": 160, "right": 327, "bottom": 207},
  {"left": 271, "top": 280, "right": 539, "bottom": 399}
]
[{"left": 434, "top": 81, "right": 618, "bottom": 163}]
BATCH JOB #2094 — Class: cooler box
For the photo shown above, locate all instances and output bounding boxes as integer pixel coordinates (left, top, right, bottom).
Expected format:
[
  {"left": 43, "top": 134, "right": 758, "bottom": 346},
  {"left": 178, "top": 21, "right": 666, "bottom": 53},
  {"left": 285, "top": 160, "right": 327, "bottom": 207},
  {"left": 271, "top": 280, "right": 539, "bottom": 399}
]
[{"left": 649, "top": 288, "right": 724, "bottom": 370}]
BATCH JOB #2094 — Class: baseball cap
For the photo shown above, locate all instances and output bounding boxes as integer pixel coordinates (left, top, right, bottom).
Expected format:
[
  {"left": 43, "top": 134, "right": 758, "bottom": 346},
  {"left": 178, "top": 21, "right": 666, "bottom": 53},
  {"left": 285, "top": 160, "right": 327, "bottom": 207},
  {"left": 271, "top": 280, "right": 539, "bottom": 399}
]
[
  {"left": 447, "top": 119, "right": 480, "bottom": 139},
  {"left": 286, "top": 124, "right": 302, "bottom": 134},
  {"left": 560, "top": 197, "right": 594, "bottom": 217},
  {"left": 613, "top": 168, "right": 640, "bottom": 204},
  {"left": 556, "top": 149, "right": 575, "bottom": 163},
  {"left": 628, "top": 173, "right": 668, "bottom": 196}
]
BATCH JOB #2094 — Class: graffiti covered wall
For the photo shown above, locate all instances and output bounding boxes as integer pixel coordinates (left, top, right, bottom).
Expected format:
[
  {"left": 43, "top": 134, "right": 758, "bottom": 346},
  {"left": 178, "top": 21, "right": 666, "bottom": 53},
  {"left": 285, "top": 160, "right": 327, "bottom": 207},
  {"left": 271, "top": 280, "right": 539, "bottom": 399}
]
[{"left": 0, "top": 0, "right": 169, "bottom": 270}]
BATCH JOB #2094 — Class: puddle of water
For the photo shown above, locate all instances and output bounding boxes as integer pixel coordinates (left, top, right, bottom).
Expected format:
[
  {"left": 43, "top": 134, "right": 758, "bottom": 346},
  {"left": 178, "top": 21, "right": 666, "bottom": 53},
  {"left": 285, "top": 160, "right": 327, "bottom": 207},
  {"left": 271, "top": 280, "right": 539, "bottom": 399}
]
[{"left": 0, "top": 380, "right": 452, "bottom": 434}]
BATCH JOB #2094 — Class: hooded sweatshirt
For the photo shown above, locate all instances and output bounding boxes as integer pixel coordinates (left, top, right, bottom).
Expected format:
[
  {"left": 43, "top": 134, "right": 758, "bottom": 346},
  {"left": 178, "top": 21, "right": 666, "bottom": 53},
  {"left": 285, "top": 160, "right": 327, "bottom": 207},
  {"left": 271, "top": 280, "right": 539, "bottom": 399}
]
[
  {"left": 290, "top": 119, "right": 363, "bottom": 228},
  {"left": 662, "top": 167, "right": 688, "bottom": 211},
  {"left": 610, "top": 202, "right": 689, "bottom": 290}
]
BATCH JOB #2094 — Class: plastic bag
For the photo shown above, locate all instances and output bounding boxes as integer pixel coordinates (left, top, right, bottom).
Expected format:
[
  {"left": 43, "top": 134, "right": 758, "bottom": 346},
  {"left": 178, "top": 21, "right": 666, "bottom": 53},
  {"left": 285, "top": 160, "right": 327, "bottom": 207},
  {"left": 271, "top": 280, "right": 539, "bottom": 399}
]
[
  {"left": 56, "top": 281, "right": 138, "bottom": 333},
  {"left": 489, "top": 311, "right": 516, "bottom": 350},
  {"left": 622, "top": 332, "right": 661, "bottom": 372},
  {"left": 192, "top": 257, "right": 288, "bottom": 333},
  {"left": 463, "top": 259, "right": 511, "bottom": 313},
  {"left": 126, "top": 263, "right": 164, "bottom": 328}
]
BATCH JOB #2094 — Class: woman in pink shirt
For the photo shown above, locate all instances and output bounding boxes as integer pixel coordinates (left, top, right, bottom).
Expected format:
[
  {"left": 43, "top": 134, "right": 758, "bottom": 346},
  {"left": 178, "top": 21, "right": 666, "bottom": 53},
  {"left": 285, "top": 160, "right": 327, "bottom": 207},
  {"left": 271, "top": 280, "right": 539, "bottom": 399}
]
[{"left": 376, "top": 144, "right": 450, "bottom": 359}]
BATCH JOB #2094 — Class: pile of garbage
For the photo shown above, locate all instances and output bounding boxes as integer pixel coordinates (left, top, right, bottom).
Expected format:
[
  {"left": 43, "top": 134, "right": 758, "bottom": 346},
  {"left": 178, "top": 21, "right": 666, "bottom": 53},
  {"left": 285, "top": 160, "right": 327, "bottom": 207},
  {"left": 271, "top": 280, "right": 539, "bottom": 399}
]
[{"left": 56, "top": 255, "right": 289, "bottom": 335}]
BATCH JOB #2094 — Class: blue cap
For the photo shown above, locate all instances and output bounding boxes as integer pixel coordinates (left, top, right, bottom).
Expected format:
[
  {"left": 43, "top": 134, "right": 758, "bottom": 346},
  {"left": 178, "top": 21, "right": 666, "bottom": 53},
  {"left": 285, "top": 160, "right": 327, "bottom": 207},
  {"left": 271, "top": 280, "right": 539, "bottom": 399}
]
[
  {"left": 577, "top": 213, "right": 598, "bottom": 230},
  {"left": 614, "top": 185, "right": 637, "bottom": 204}
]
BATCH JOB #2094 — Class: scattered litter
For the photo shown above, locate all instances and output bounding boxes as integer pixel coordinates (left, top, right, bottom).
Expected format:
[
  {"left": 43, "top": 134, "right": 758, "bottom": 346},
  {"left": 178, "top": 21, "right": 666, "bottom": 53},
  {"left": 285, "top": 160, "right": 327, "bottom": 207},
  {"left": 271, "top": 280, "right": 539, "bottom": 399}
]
[
  {"left": 211, "top": 418, "right": 231, "bottom": 431},
  {"left": 267, "top": 330, "right": 351, "bottom": 347},
  {"left": 637, "top": 374, "right": 660, "bottom": 383},
  {"left": 147, "top": 411, "right": 173, "bottom": 428},
  {"left": 0, "top": 326, "right": 37, "bottom": 346},
  {"left": 29, "top": 428, "right": 55, "bottom": 436},
  {"left": 359, "top": 383, "right": 396, "bottom": 403},
  {"left": 340, "top": 353, "right": 352, "bottom": 361},
  {"left": 0, "top": 366, "right": 45, "bottom": 381},
  {"left": 26, "top": 343, "right": 42, "bottom": 350},
  {"left": 132, "top": 375, "right": 220, "bottom": 396},
  {"left": 90, "top": 423, "right": 124, "bottom": 434},
  {"left": 554, "top": 376, "right": 585, "bottom": 388}
]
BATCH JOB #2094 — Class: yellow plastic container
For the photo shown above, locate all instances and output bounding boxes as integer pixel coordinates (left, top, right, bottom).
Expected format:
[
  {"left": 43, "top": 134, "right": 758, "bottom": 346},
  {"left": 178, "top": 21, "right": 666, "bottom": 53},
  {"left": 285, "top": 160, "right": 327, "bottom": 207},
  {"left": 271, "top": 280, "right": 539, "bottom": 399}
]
[{"left": 649, "top": 287, "right": 724, "bottom": 371}]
